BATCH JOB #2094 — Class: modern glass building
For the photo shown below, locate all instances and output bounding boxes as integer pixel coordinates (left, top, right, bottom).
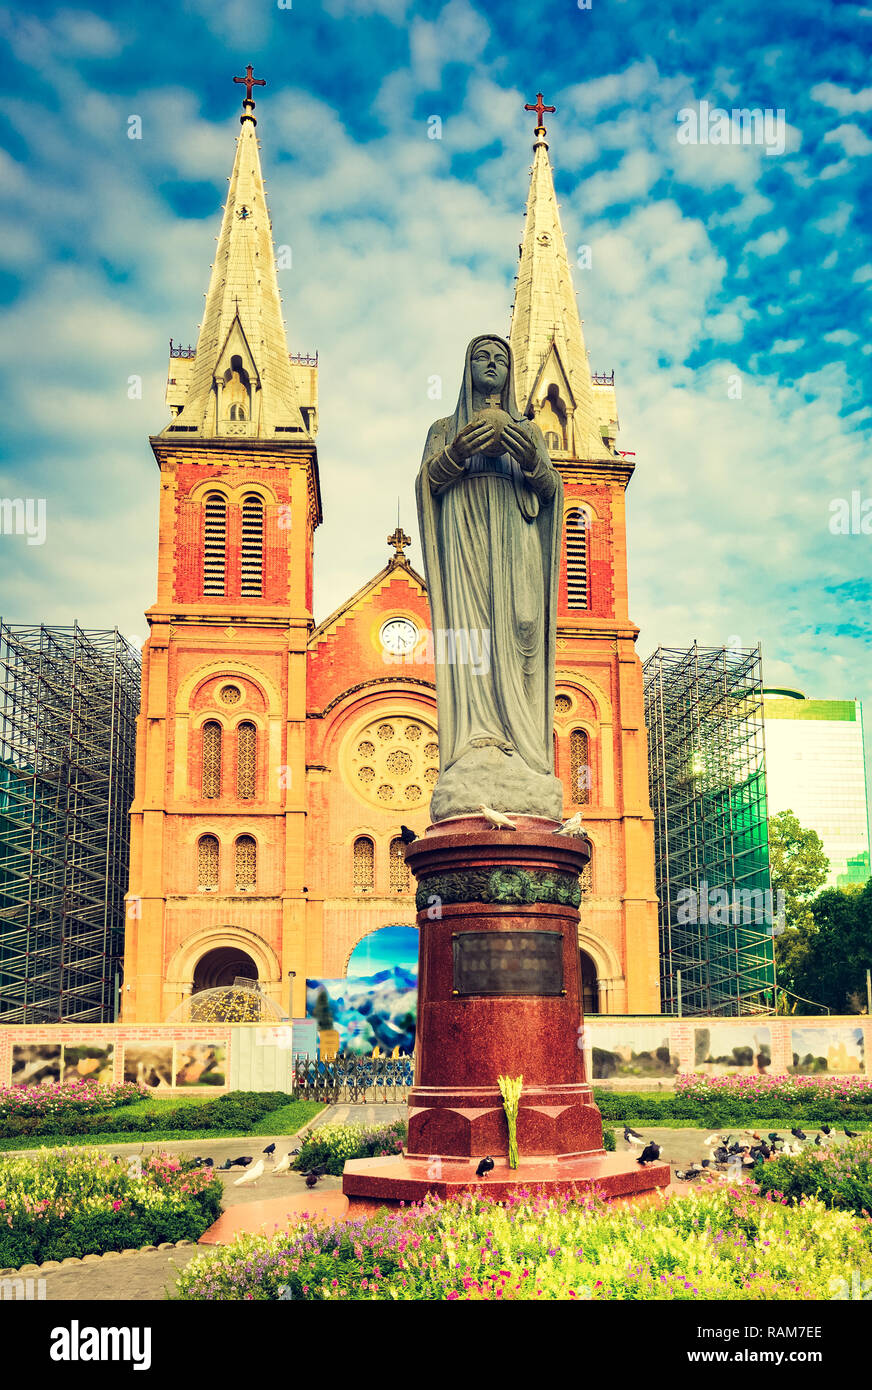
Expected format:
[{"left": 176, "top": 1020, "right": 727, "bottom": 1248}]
[{"left": 762, "top": 689, "right": 871, "bottom": 889}]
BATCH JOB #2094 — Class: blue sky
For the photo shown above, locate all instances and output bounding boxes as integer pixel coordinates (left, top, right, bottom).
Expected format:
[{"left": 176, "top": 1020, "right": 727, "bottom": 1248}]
[{"left": 0, "top": 0, "right": 870, "bottom": 771}]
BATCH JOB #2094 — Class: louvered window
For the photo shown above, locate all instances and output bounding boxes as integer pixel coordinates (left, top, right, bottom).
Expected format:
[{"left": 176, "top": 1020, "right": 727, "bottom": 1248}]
[
  {"left": 389, "top": 836, "right": 410, "bottom": 892},
  {"left": 570, "top": 729, "right": 591, "bottom": 806},
  {"left": 204, "top": 493, "right": 227, "bottom": 596},
  {"left": 580, "top": 861, "right": 592, "bottom": 897},
  {"left": 197, "top": 835, "right": 219, "bottom": 889},
  {"left": 241, "top": 494, "right": 264, "bottom": 597},
  {"left": 202, "top": 722, "right": 223, "bottom": 799},
  {"left": 237, "top": 722, "right": 257, "bottom": 799},
  {"left": 566, "top": 508, "right": 589, "bottom": 610},
  {"left": 235, "top": 835, "right": 257, "bottom": 890},
  {"left": 353, "top": 836, "right": 375, "bottom": 891}
]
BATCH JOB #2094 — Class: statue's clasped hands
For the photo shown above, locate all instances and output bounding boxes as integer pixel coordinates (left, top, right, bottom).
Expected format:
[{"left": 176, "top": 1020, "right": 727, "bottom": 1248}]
[{"left": 448, "top": 418, "right": 538, "bottom": 471}]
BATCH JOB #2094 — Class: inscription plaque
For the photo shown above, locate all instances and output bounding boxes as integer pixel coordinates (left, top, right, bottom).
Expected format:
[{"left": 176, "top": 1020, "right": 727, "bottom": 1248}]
[{"left": 452, "top": 930, "right": 564, "bottom": 996}]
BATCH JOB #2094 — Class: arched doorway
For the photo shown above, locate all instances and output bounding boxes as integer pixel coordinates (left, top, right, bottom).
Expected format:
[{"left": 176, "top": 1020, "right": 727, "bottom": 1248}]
[
  {"left": 192, "top": 946, "right": 258, "bottom": 993},
  {"left": 579, "top": 949, "right": 599, "bottom": 1015}
]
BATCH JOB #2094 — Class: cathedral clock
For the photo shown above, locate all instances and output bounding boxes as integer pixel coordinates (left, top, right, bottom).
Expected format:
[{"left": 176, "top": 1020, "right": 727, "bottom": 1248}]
[{"left": 379, "top": 617, "right": 419, "bottom": 656}]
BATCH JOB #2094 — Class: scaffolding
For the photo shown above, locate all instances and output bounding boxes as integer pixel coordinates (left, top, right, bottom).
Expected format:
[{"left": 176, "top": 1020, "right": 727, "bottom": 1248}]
[
  {"left": 643, "top": 644, "right": 777, "bottom": 1016},
  {"left": 0, "top": 623, "right": 140, "bottom": 1023}
]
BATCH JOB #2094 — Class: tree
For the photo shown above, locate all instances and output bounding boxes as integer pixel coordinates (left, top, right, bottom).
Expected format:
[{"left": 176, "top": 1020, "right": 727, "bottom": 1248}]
[
  {"left": 311, "top": 987, "right": 334, "bottom": 1030},
  {"left": 776, "top": 879, "right": 872, "bottom": 1012},
  {"left": 768, "top": 809, "right": 829, "bottom": 933}
]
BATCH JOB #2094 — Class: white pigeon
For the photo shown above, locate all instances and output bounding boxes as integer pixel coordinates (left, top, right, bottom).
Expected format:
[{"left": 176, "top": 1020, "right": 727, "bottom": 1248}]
[
  {"left": 233, "top": 1158, "right": 265, "bottom": 1187},
  {"left": 272, "top": 1152, "right": 291, "bottom": 1176},
  {"left": 479, "top": 804, "right": 517, "bottom": 831},
  {"left": 555, "top": 811, "right": 585, "bottom": 837}
]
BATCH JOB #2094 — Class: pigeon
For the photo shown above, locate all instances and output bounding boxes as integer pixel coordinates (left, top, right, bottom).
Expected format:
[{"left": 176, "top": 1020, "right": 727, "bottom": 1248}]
[
  {"left": 703, "top": 1134, "right": 723, "bottom": 1147},
  {"left": 478, "top": 804, "right": 517, "bottom": 831},
  {"left": 821, "top": 1124, "right": 832, "bottom": 1136},
  {"left": 713, "top": 1146, "right": 730, "bottom": 1165},
  {"left": 791, "top": 1128, "right": 807, "bottom": 1142},
  {"left": 637, "top": 1141, "right": 661, "bottom": 1166},
  {"left": 230, "top": 1156, "right": 253, "bottom": 1167},
  {"left": 814, "top": 1133, "right": 822, "bottom": 1146},
  {"left": 272, "top": 1152, "right": 292, "bottom": 1176},
  {"left": 623, "top": 1126, "right": 645, "bottom": 1147},
  {"left": 233, "top": 1158, "right": 265, "bottom": 1188},
  {"left": 202, "top": 1157, "right": 213, "bottom": 1167},
  {"left": 844, "top": 1127, "right": 861, "bottom": 1139},
  {"left": 555, "top": 811, "right": 585, "bottom": 837},
  {"left": 217, "top": 1159, "right": 233, "bottom": 1171},
  {"left": 263, "top": 1143, "right": 276, "bottom": 1156},
  {"left": 476, "top": 1156, "right": 495, "bottom": 1178},
  {"left": 304, "top": 1165, "right": 328, "bottom": 1189},
  {"left": 289, "top": 1147, "right": 301, "bottom": 1156},
  {"left": 399, "top": 825, "right": 418, "bottom": 845}
]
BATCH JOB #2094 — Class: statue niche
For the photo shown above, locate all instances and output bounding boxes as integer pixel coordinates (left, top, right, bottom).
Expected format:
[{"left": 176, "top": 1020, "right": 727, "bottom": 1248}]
[{"left": 220, "top": 356, "right": 251, "bottom": 422}]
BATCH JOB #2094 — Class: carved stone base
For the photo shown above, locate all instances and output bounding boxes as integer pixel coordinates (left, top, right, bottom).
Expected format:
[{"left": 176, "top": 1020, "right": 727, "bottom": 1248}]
[{"left": 430, "top": 744, "right": 564, "bottom": 822}]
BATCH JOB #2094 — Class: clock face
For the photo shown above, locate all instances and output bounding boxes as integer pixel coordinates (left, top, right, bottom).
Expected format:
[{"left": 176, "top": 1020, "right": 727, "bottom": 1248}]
[{"left": 380, "top": 617, "right": 419, "bottom": 655}]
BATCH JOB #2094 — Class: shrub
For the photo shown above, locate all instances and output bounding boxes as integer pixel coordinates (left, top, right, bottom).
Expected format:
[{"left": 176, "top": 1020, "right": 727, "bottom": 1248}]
[
  {"left": 0, "top": 1150, "right": 222, "bottom": 1268},
  {"left": 293, "top": 1120, "right": 406, "bottom": 1176},
  {"left": 755, "top": 1134, "right": 872, "bottom": 1215},
  {"left": 595, "top": 1076, "right": 872, "bottom": 1127},
  {"left": 602, "top": 1127, "right": 615, "bottom": 1152},
  {"left": 174, "top": 1181, "right": 872, "bottom": 1301}
]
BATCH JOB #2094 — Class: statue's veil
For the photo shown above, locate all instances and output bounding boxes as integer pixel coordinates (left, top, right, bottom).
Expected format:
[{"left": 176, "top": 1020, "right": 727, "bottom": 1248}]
[{"left": 448, "top": 333, "right": 526, "bottom": 437}]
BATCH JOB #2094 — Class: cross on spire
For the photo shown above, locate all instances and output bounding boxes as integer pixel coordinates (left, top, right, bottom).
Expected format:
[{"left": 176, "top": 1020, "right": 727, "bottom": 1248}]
[
  {"left": 524, "top": 90, "right": 555, "bottom": 135},
  {"left": 234, "top": 64, "right": 266, "bottom": 104},
  {"left": 387, "top": 525, "right": 411, "bottom": 560}
]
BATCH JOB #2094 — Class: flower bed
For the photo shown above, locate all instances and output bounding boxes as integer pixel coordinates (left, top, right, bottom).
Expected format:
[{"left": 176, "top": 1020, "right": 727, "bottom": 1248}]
[
  {"left": 0, "top": 1081, "right": 149, "bottom": 1122},
  {"left": 0, "top": 1090, "right": 296, "bottom": 1140},
  {"left": 596, "top": 1074, "right": 872, "bottom": 1125},
  {"left": 755, "top": 1134, "right": 872, "bottom": 1215},
  {"left": 293, "top": 1120, "right": 406, "bottom": 1176},
  {"left": 0, "top": 1150, "right": 222, "bottom": 1268},
  {"left": 174, "top": 1182, "right": 872, "bottom": 1301}
]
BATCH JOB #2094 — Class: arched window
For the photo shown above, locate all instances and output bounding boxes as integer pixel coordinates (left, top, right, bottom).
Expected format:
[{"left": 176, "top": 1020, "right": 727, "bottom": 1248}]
[
  {"left": 202, "top": 722, "right": 222, "bottom": 798},
  {"left": 241, "top": 494, "right": 264, "bottom": 597},
  {"left": 544, "top": 430, "right": 560, "bottom": 451},
  {"left": 236, "top": 721, "right": 257, "bottom": 799},
  {"left": 203, "top": 493, "right": 227, "bottom": 596},
  {"left": 580, "top": 860, "right": 593, "bottom": 898},
  {"left": 566, "top": 508, "right": 589, "bottom": 610},
  {"left": 353, "top": 836, "right": 375, "bottom": 891},
  {"left": 235, "top": 835, "right": 257, "bottom": 890},
  {"left": 197, "top": 834, "right": 219, "bottom": 890},
  {"left": 570, "top": 728, "right": 591, "bottom": 806},
  {"left": 229, "top": 403, "right": 246, "bottom": 420},
  {"left": 389, "top": 836, "right": 410, "bottom": 892}
]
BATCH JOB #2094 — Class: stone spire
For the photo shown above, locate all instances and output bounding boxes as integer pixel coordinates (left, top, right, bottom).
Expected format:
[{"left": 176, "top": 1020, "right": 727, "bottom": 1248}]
[
  {"left": 510, "top": 106, "right": 612, "bottom": 461},
  {"left": 163, "top": 75, "right": 307, "bottom": 439}
]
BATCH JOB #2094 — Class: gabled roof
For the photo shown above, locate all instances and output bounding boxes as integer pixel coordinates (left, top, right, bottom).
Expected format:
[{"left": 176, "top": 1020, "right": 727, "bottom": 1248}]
[{"left": 309, "top": 553, "right": 428, "bottom": 649}]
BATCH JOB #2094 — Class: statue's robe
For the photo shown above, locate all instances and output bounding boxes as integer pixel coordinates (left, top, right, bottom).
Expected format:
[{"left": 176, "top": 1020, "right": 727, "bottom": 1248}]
[{"left": 415, "top": 334, "right": 563, "bottom": 818}]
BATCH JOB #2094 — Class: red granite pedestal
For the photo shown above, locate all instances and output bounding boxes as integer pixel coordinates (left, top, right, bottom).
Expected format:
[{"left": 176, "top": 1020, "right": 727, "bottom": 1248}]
[{"left": 342, "top": 815, "right": 669, "bottom": 1207}]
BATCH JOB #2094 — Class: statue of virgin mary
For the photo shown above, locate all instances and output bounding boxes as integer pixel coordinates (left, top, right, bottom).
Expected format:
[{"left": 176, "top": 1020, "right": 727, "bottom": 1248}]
[{"left": 416, "top": 333, "right": 564, "bottom": 821}]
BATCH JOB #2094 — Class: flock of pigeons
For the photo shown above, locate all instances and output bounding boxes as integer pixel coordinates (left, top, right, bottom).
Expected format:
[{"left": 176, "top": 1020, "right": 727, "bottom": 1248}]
[
  {"left": 623, "top": 1122, "right": 862, "bottom": 1181},
  {"left": 190, "top": 1142, "right": 329, "bottom": 1190},
  {"left": 400, "top": 809, "right": 587, "bottom": 838}
]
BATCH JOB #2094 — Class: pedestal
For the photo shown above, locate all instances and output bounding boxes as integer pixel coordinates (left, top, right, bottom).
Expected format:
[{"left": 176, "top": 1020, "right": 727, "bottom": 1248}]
[{"left": 342, "top": 814, "right": 669, "bottom": 1207}]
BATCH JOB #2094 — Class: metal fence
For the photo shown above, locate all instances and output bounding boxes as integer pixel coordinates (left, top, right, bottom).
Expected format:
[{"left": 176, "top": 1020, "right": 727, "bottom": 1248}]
[{"left": 292, "top": 1054, "right": 415, "bottom": 1103}]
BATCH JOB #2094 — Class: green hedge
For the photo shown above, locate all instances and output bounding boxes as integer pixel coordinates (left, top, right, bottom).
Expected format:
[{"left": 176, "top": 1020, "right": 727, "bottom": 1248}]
[
  {"left": 0, "top": 1091, "right": 293, "bottom": 1140},
  {"left": 593, "top": 1090, "right": 872, "bottom": 1126}
]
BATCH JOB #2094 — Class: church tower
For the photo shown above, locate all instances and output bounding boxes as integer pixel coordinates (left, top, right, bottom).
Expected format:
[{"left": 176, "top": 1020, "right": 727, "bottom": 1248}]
[
  {"left": 123, "top": 75, "right": 320, "bottom": 1020},
  {"left": 510, "top": 98, "right": 660, "bottom": 1012}
]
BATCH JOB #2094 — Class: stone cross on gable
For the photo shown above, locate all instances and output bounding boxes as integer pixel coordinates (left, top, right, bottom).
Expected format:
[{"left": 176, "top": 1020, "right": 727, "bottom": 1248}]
[{"left": 387, "top": 526, "right": 411, "bottom": 559}]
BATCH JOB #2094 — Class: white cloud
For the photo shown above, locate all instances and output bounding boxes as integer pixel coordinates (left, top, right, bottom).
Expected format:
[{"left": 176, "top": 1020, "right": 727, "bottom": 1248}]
[
  {"left": 823, "top": 122, "right": 872, "bottom": 156},
  {"left": 810, "top": 82, "right": 872, "bottom": 115}
]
